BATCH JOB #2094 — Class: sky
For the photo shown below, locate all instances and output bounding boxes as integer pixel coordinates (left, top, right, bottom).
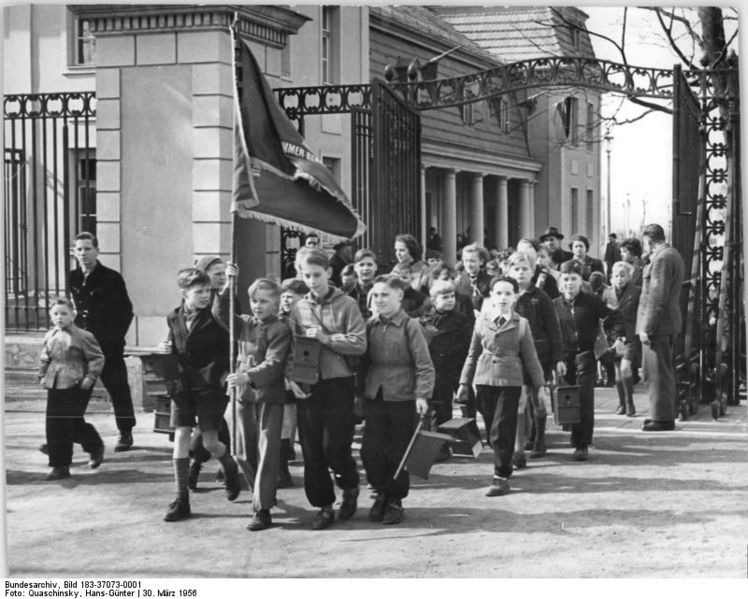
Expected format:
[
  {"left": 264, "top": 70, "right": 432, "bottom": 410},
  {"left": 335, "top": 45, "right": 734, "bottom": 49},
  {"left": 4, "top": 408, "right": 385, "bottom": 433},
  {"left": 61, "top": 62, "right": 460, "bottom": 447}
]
[{"left": 582, "top": 5, "right": 739, "bottom": 240}]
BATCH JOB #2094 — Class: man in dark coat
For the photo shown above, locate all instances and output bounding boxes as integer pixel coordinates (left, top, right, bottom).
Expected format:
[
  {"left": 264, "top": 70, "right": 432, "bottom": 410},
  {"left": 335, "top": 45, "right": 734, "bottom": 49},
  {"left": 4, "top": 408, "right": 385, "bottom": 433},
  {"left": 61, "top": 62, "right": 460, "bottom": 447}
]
[
  {"left": 69, "top": 232, "right": 136, "bottom": 451},
  {"left": 636, "top": 224, "right": 685, "bottom": 431},
  {"left": 330, "top": 240, "right": 353, "bottom": 288},
  {"left": 539, "top": 226, "right": 573, "bottom": 270},
  {"left": 604, "top": 233, "right": 622, "bottom": 281}
]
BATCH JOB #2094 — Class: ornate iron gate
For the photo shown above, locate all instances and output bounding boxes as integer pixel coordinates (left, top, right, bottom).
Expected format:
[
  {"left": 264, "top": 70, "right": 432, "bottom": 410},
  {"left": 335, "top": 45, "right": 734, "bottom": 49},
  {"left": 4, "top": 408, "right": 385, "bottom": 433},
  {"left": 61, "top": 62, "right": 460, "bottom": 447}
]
[
  {"left": 3, "top": 92, "right": 96, "bottom": 330},
  {"left": 370, "top": 80, "right": 421, "bottom": 266},
  {"left": 277, "top": 81, "right": 421, "bottom": 273}
]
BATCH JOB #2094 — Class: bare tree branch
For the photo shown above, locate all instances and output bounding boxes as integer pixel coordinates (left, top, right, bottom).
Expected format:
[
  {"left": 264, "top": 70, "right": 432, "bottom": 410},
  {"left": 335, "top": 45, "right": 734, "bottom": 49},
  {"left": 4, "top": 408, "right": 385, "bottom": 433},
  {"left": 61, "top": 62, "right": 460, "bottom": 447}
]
[
  {"left": 612, "top": 109, "right": 658, "bottom": 126},
  {"left": 627, "top": 96, "right": 673, "bottom": 115},
  {"left": 641, "top": 6, "right": 704, "bottom": 47},
  {"left": 654, "top": 7, "right": 699, "bottom": 69}
]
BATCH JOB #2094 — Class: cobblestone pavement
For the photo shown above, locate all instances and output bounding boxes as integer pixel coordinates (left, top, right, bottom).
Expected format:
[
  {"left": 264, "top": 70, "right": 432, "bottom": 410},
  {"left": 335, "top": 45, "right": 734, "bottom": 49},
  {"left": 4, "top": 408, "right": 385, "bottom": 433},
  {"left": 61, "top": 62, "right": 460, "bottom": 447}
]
[{"left": 3, "top": 381, "right": 747, "bottom": 579}]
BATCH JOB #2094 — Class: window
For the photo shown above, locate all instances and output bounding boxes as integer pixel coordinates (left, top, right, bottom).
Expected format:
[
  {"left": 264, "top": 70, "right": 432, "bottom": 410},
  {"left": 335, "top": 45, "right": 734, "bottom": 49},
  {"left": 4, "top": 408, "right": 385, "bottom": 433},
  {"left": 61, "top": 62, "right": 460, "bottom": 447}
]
[
  {"left": 499, "top": 97, "right": 510, "bottom": 132},
  {"left": 321, "top": 7, "right": 339, "bottom": 84},
  {"left": 77, "top": 157, "right": 97, "bottom": 235},
  {"left": 586, "top": 189, "right": 594, "bottom": 235},
  {"left": 586, "top": 102, "right": 594, "bottom": 152},
  {"left": 281, "top": 39, "right": 292, "bottom": 78},
  {"left": 72, "top": 17, "right": 96, "bottom": 66},
  {"left": 569, "top": 97, "right": 579, "bottom": 145},
  {"left": 322, "top": 156, "right": 341, "bottom": 183},
  {"left": 571, "top": 187, "right": 579, "bottom": 234},
  {"left": 571, "top": 26, "right": 581, "bottom": 51}
]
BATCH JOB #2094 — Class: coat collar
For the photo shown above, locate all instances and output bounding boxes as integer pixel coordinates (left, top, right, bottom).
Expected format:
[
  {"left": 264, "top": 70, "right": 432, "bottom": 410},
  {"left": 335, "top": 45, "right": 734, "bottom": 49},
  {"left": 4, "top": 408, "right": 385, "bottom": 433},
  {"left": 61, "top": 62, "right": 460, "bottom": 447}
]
[{"left": 374, "top": 308, "right": 408, "bottom": 328}]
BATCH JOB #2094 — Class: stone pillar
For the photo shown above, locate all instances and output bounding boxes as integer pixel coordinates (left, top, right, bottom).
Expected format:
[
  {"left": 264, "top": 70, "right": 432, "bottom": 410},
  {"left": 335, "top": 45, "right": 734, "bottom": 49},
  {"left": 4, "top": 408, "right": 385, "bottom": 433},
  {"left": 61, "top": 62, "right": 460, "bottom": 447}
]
[
  {"left": 519, "top": 179, "right": 531, "bottom": 239},
  {"left": 80, "top": 5, "right": 307, "bottom": 347},
  {"left": 443, "top": 169, "right": 457, "bottom": 265},
  {"left": 496, "top": 176, "right": 508, "bottom": 250},
  {"left": 469, "top": 172, "right": 484, "bottom": 246}
]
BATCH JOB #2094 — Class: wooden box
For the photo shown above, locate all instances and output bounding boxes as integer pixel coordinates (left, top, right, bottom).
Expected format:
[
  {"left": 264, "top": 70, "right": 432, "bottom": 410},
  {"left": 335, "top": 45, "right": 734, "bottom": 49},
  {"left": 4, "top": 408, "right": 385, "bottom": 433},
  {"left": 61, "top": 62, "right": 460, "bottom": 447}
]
[
  {"left": 438, "top": 417, "right": 482, "bottom": 458},
  {"left": 552, "top": 385, "right": 581, "bottom": 425},
  {"left": 290, "top": 336, "right": 321, "bottom": 385},
  {"left": 402, "top": 430, "right": 455, "bottom": 479}
]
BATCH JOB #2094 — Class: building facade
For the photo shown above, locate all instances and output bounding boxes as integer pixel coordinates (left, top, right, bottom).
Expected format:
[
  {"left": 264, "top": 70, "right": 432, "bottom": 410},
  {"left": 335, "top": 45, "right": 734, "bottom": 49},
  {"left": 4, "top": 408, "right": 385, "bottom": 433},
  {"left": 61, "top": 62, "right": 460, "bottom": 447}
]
[{"left": 434, "top": 5, "right": 603, "bottom": 255}]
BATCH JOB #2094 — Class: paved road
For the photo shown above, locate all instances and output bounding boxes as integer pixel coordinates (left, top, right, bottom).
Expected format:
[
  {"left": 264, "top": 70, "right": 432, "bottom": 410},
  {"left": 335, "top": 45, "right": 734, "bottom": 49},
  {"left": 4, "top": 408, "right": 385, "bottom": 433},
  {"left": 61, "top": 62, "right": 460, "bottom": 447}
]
[{"left": 3, "top": 384, "right": 747, "bottom": 579}]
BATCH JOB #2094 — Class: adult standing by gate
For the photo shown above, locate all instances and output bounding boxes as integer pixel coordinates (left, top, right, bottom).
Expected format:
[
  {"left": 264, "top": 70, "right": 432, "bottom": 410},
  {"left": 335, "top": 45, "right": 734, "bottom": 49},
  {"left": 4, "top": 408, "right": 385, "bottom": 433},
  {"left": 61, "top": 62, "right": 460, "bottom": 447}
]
[
  {"left": 636, "top": 224, "right": 685, "bottom": 432},
  {"left": 69, "top": 231, "right": 137, "bottom": 451}
]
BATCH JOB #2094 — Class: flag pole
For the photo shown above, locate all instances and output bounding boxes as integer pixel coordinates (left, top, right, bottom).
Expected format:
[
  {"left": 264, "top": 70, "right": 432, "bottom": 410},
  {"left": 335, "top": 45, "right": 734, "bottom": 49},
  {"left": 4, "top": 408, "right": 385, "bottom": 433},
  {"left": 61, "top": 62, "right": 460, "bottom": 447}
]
[{"left": 229, "top": 13, "right": 240, "bottom": 458}]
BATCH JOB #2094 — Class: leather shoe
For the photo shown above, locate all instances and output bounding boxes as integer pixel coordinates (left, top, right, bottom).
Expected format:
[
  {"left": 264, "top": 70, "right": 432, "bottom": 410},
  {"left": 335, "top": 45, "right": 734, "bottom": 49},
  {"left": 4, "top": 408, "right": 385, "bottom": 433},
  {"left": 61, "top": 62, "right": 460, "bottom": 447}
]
[
  {"left": 88, "top": 445, "right": 105, "bottom": 469},
  {"left": 369, "top": 495, "right": 387, "bottom": 522},
  {"left": 512, "top": 451, "right": 527, "bottom": 469},
  {"left": 45, "top": 466, "right": 70, "bottom": 481},
  {"left": 626, "top": 403, "right": 636, "bottom": 417},
  {"left": 572, "top": 446, "right": 589, "bottom": 461},
  {"left": 615, "top": 405, "right": 626, "bottom": 415},
  {"left": 114, "top": 432, "right": 133, "bottom": 452},
  {"left": 164, "top": 497, "right": 191, "bottom": 522},
  {"left": 485, "top": 477, "right": 510, "bottom": 497},
  {"left": 382, "top": 500, "right": 403, "bottom": 525},
  {"left": 642, "top": 420, "right": 675, "bottom": 432},
  {"left": 247, "top": 509, "right": 272, "bottom": 531},
  {"left": 312, "top": 506, "right": 335, "bottom": 530},
  {"left": 338, "top": 486, "right": 359, "bottom": 520},
  {"left": 223, "top": 457, "right": 241, "bottom": 501}
]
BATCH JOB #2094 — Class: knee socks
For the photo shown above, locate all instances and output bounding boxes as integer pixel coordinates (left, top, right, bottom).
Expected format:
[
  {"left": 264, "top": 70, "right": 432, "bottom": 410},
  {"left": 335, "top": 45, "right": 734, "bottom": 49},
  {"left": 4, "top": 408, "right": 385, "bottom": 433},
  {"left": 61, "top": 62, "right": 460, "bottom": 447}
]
[{"left": 173, "top": 457, "right": 190, "bottom": 500}]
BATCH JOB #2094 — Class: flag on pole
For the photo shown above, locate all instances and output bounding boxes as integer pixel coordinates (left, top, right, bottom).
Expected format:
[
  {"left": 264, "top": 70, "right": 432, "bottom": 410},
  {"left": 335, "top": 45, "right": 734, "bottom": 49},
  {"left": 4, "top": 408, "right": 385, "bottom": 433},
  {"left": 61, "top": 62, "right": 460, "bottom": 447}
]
[{"left": 232, "top": 37, "right": 365, "bottom": 241}]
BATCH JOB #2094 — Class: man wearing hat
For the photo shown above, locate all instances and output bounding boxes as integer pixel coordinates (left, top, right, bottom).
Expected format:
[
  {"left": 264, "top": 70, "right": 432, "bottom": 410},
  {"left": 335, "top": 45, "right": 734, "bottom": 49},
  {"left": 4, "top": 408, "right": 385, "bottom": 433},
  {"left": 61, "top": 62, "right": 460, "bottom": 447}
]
[
  {"left": 330, "top": 240, "right": 354, "bottom": 288},
  {"left": 540, "top": 226, "right": 573, "bottom": 270}
]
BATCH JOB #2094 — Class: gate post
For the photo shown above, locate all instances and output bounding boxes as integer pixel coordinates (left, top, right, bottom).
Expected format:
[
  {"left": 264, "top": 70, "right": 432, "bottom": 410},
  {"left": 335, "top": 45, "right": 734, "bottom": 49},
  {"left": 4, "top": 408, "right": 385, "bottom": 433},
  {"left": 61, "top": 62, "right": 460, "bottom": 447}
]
[{"left": 77, "top": 5, "right": 306, "bottom": 346}]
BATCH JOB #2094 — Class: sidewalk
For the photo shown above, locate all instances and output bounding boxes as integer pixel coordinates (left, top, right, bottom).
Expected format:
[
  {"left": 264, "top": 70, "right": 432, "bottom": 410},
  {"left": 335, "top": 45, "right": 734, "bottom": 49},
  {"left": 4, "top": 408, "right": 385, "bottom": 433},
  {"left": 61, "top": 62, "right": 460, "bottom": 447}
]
[{"left": 3, "top": 381, "right": 747, "bottom": 578}]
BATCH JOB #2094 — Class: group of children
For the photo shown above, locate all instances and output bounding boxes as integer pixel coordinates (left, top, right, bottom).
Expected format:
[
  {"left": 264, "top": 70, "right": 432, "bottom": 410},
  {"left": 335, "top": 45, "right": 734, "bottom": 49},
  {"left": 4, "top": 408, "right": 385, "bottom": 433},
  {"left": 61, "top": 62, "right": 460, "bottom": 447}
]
[{"left": 39, "top": 230, "right": 642, "bottom": 531}]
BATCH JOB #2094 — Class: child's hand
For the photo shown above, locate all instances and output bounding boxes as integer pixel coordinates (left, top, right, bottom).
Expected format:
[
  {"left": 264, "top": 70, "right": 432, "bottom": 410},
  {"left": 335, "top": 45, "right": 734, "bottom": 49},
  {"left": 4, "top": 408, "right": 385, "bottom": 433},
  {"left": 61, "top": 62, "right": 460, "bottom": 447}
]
[
  {"left": 39, "top": 378, "right": 46, "bottom": 389},
  {"left": 226, "top": 262, "right": 239, "bottom": 278},
  {"left": 555, "top": 360, "right": 567, "bottom": 379},
  {"left": 288, "top": 380, "right": 310, "bottom": 399},
  {"left": 79, "top": 377, "right": 94, "bottom": 391},
  {"left": 415, "top": 398, "right": 429, "bottom": 415},
  {"left": 227, "top": 372, "right": 249, "bottom": 388},
  {"left": 454, "top": 384, "right": 469, "bottom": 404},
  {"left": 157, "top": 340, "right": 172, "bottom": 354}
]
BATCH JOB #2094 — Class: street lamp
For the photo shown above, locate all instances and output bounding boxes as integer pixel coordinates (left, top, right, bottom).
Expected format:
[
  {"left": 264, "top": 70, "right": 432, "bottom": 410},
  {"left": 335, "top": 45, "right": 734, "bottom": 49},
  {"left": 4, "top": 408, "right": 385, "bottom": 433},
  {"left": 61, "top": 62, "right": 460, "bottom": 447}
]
[{"left": 603, "top": 126, "right": 613, "bottom": 239}]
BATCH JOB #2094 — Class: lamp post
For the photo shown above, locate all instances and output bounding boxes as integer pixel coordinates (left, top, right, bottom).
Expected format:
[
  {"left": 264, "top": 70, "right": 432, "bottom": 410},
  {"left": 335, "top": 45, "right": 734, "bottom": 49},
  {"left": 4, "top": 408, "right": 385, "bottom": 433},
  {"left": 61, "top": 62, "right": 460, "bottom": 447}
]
[{"left": 603, "top": 126, "right": 613, "bottom": 239}]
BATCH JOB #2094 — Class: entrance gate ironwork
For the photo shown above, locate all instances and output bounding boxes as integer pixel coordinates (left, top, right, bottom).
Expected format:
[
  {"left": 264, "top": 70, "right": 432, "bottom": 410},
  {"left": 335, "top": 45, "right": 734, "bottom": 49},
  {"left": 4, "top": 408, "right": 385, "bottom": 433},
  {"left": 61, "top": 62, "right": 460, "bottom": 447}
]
[
  {"left": 3, "top": 92, "right": 96, "bottom": 331},
  {"left": 275, "top": 55, "right": 742, "bottom": 414}
]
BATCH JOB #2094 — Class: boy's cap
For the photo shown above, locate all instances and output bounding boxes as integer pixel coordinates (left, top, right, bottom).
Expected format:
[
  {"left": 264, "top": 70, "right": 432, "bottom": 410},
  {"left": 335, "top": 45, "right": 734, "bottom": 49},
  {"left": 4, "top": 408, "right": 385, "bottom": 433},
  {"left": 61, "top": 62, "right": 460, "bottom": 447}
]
[
  {"left": 559, "top": 259, "right": 583, "bottom": 276},
  {"left": 194, "top": 255, "right": 223, "bottom": 272},
  {"left": 333, "top": 240, "right": 353, "bottom": 250}
]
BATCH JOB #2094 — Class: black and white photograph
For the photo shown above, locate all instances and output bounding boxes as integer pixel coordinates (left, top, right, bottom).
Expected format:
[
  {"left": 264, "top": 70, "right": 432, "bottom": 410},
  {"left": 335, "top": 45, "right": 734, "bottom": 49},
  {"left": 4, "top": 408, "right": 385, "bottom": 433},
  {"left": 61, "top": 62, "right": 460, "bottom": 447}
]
[{"left": 1, "top": 1, "right": 746, "bottom": 589}]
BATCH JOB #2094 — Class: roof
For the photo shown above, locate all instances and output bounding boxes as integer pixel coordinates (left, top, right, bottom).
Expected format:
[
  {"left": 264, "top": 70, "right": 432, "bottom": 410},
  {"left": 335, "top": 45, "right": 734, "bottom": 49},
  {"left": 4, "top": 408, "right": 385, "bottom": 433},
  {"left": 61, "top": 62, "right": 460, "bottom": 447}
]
[
  {"left": 369, "top": 5, "right": 504, "bottom": 67},
  {"left": 429, "top": 6, "right": 596, "bottom": 63}
]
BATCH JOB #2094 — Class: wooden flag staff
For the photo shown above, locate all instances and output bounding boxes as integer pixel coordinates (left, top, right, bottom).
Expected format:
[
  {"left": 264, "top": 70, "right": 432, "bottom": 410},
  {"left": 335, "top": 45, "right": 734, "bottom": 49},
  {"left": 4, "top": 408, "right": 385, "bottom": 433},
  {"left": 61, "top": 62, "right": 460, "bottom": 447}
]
[{"left": 229, "top": 14, "right": 240, "bottom": 457}]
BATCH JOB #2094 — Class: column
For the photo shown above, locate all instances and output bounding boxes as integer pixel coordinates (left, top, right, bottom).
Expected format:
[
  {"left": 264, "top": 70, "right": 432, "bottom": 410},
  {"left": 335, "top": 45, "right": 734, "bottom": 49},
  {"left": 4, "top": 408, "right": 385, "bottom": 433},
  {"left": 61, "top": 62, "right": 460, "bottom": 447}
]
[
  {"left": 528, "top": 180, "right": 536, "bottom": 238},
  {"left": 443, "top": 169, "right": 457, "bottom": 265},
  {"left": 420, "top": 165, "right": 427, "bottom": 256},
  {"left": 495, "top": 176, "right": 508, "bottom": 250},
  {"left": 469, "top": 172, "right": 484, "bottom": 245},
  {"left": 519, "top": 179, "right": 531, "bottom": 239}
]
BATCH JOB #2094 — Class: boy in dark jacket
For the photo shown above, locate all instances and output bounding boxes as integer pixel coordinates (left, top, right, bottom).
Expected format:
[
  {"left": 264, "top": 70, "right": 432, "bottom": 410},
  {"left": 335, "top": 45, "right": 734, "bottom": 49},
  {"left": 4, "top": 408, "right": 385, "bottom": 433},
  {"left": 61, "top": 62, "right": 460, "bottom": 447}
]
[
  {"left": 553, "top": 260, "right": 620, "bottom": 461},
  {"left": 217, "top": 275, "right": 292, "bottom": 532},
  {"left": 419, "top": 279, "right": 471, "bottom": 461},
  {"left": 159, "top": 268, "right": 241, "bottom": 522}
]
